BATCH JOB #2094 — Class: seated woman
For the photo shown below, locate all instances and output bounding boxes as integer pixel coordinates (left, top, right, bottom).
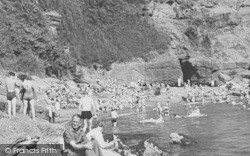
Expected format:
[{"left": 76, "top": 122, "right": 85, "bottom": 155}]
[{"left": 86, "top": 122, "right": 120, "bottom": 156}]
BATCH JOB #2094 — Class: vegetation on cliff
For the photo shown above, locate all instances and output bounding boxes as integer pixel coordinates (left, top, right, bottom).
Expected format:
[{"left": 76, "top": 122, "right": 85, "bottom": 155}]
[{"left": 0, "top": 0, "right": 170, "bottom": 77}]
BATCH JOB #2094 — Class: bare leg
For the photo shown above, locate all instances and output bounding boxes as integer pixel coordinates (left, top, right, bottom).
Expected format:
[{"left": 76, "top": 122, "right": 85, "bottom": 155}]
[
  {"left": 47, "top": 107, "right": 52, "bottom": 122},
  {"left": 30, "top": 99, "right": 36, "bottom": 120},
  {"left": 23, "top": 100, "right": 28, "bottom": 116},
  {"left": 88, "top": 118, "right": 93, "bottom": 131},
  {"left": 12, "top": 97, "right": 17, "bottom": 117},
  {"left": 7, "top": 100, "right": 12, "bottom": 119},
  {"left": 83, "top": 119, "right": 88, "bottom": 132}
]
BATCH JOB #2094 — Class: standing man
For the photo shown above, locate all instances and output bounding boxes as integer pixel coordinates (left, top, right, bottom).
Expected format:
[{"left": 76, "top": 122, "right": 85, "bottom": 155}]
[
  {"left": 63, "top": 114, "right": 97, "bottom": 156},
  {"left": 79, "top": 91, "right": 97, "bottom": 132},
  {"left": 5, "top": 72, "right": 18, "bottom": 119}
]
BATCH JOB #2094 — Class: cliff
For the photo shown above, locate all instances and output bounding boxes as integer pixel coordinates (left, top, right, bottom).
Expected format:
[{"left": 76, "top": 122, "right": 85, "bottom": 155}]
[
  {"left": 111, "top": 0, "right": 250, "bottom": 85},
  {"left": 144, "top": 0, "right": 250, "bottom": 84},
  {"left": 0, "top": 0, "right": 249, "bottom": 84}
]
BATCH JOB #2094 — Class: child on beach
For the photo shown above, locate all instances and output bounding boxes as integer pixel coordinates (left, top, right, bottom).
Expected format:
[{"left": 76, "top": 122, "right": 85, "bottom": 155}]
[
  {"left": 44, "top": 98, "right": 56, "bottom": 123},
  {"left": 110, "top": 108, "right": 118, "bottom": 127},
  {"left": 157, "top": 102, "right": 163, "bottom": 117}
]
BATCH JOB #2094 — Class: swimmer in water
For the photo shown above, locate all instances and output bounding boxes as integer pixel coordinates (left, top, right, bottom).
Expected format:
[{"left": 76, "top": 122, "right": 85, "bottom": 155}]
[
  {"left": 173, "top": 113, "right": 183, "bottom": 119},
  {"left": 231, "top": 99, "right": 236, "bottom": 105},
  {"left": 157, "top": 102, "right": 163, "bottom": 117},
  {"left": 163, "top": 100, "right": 170, "bottom": 116}
]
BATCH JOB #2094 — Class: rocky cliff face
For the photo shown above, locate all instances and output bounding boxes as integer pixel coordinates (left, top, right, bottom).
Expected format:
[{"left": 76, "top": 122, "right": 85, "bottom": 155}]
[
  {"left": 108, "top": 51, "right": 182, "bottom": 86},
  {"left": 148, "top": 0, "right": 250, "bottom": 84},
  {"left": 111, "top": 0, "right": 250, "bottom": 85},
  {"left": 1, "top": 0, "right": 249, "bottom": 84}
]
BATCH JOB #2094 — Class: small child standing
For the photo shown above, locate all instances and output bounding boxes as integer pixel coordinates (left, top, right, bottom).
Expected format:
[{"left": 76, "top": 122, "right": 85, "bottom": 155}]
[
  {"left": 110, "top": 108, "right": 118, "bottom": 127},
  {"left": 45, "top": 98, "right": 56, "bottom": 123}
]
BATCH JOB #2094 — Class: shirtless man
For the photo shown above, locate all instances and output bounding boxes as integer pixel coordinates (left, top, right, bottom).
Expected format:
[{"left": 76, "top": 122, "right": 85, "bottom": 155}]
[
  {"left": 79, "top": 91, "right": 97, "bottom": 132},
  {"left": 5, "top": 72, "right": 18, "bottom": 119}
]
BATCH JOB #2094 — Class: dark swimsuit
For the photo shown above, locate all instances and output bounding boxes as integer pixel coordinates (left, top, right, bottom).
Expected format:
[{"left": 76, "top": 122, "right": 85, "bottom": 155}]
[{"left": 7, "top": 92, "right": 16, "bottom": 101}]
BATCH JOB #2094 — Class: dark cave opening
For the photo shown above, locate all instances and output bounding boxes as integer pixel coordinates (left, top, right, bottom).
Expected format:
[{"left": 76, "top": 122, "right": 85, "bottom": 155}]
[{"left": 179, "top": 60, "right": 198, "bottom": 83}]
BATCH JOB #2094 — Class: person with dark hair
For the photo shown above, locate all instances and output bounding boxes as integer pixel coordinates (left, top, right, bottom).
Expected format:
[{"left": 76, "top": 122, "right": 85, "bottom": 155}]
[
  {"left": 5, "top": 72, "right": 18, "bottom": 118},
  {"left": 44, "top": 97, "right": 56, "bottom": 123},
  {"left": 110, "top": 108, "right": 118, "bottom": 127},
  {"left": 22, "top": 76, "right": 37, "bottom": 120},
  {"left": 79, "top": 91, "right": 97, "bottom": 132},
  {"left": 63, "top": 114, "right": 97, "bottom": 156}
]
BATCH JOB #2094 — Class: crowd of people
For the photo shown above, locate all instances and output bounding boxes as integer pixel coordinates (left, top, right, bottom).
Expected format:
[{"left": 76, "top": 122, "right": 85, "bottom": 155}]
[{"left": 2, "top": 71, "right": 250, "bottom": 156}]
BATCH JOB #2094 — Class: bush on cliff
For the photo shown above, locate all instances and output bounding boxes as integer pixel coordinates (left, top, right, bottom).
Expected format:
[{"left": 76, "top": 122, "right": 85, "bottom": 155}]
[
  {"left": 0, "top": 0, "right": 75, "bottom": 76},
  {"left": 0, "top": 0, "right": 170, "bottom": 75},
  {"left": 39, "top": 0, "right": 170, "bottom": 69}
]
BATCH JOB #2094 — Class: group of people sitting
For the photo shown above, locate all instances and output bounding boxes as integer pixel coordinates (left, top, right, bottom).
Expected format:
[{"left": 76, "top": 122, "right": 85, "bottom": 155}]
[{"left": 63, "top": 114, "right": 135, "bottom": 156}]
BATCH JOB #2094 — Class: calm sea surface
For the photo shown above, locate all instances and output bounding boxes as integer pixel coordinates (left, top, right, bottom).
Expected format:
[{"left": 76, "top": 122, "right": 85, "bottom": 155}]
[{"left": 103, "top": 96, "right": 250, "bottom": 156}]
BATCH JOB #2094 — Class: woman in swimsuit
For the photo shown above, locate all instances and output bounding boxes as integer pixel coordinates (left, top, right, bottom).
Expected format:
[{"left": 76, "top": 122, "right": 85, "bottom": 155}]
[{"left": 22, "top": 76, "right": 37, "bottom": 120}]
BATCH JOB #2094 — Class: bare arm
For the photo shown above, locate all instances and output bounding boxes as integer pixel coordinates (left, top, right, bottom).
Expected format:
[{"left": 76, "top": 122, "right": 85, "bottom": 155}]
[
  {"left": 91, "top": 100, "right": 96, "bottom": 115},
  {"left": 69, "top": 140, "right": 92, "bottom": 150},
  {"left": 93, "top": 130, "right": 116, "bottom": 149},
  {"left": 79, "top": 99, "right": 82, "bottom": 110},
  {"left": 64, "top": 130, "right": 93, "bottom": 150},
  {"left": 5, "top": 80, "right": 8, "bottom": 93},
  {"left": 32, "top": 86, "right": 37, "bottom": 100}
]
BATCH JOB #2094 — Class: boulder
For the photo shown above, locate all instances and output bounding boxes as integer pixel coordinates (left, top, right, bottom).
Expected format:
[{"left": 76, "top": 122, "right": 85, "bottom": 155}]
[
  {"left": 136, "top": 139, "right": 168, "bottom": 156},
  {"left": 218, "top": 72, "right": 232, "bottom": 83},
  {"left": 169, "top": 133, "right": 197, "bottom": 146},
  {"left": 237, "top": 70, "right": 250, "bottom": 79},
  {"left": 65, "top": 80, "right": 79, "bottom": 91}
]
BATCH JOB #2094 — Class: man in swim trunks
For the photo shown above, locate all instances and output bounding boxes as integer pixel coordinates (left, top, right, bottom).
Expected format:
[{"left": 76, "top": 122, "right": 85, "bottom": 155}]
[
  {"left": 5, "top": 72, "right": 18, "bottom": 119},
  {"left": 79, "top": 91, "right": 97, "bottom": 132},
  {"left": 110, "top": 108, "right": 118, "bottom": 127}
]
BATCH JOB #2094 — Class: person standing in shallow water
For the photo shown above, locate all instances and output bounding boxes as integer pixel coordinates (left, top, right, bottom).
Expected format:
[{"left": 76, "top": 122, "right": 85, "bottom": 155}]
[
  {"left": 110, "top": 108, "right": 118, "bottom": 127},
  {"left": 5, "top": 72, "right": 18, "bottom": 119}
]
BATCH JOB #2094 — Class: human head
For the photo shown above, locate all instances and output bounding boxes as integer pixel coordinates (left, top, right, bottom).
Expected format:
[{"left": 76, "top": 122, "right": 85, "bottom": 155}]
[
  {"left": 92, "top": 121, "right": 104, "bottom": 130},
  {"left": 71, "top": 114, "right": 82, "bottom": 129}
]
